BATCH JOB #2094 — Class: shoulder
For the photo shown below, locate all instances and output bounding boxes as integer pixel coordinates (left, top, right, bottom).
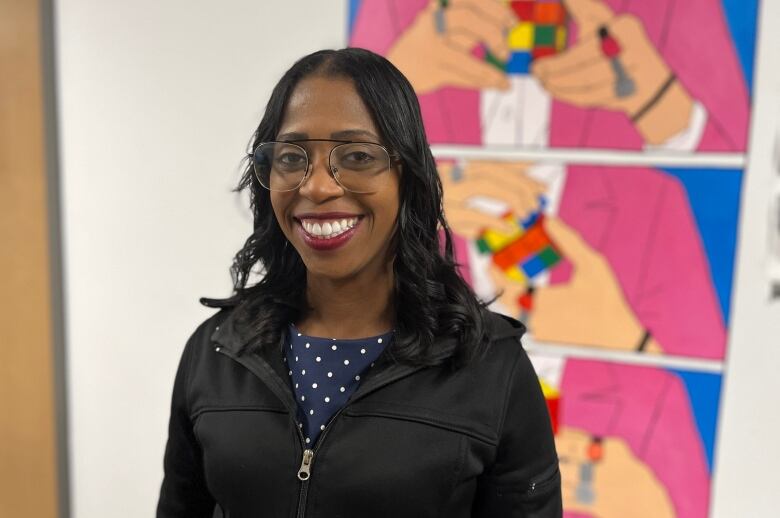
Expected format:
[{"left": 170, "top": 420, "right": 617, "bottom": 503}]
[
  {"left": 478, "top": 311, "right": 543, "bottom": 407},
  {"left": 453, "top": 310, "right": 534, "bottom": 394},
  {"left": 180, "top": 297, "right": 242, "bottom": 361},
  {"left": 481, "top": 309, "right": 528, "bottom": 362},
  {"left": 484, "top": 309, "right": 526, "bottom": 342}
]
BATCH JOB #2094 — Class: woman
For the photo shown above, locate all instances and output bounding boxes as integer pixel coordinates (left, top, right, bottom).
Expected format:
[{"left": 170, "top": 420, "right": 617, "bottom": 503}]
[{"left": 157, "top": 48, "right": 560, "bottom": 518}]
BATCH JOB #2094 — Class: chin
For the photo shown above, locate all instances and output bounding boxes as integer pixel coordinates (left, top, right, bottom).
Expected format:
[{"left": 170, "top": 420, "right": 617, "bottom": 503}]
[{"left": 301, "top": 259, "right": 361, "bottom": 282}]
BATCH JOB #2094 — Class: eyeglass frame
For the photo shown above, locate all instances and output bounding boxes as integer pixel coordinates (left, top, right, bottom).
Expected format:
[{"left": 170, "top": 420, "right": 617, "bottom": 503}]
[{"left": 248, "top": 138, "right": 401, "bottom": 193}]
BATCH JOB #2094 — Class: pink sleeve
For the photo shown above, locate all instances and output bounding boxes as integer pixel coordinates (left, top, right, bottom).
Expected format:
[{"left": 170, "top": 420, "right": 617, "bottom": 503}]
[
  {"left": 348, "top": 0, "right": 427, "bottom": 54},
  {"left": 642, "top": 373, "right": 711, "bottom": 518},
  {"left": 632, "top": 177, "right": 727, "bottom": 359},
  {"left": 562, "top": 362, "right": 710, "bottom": 518},
  {"left": 648, "top": 0, "right": 750, "bottom": 151}
]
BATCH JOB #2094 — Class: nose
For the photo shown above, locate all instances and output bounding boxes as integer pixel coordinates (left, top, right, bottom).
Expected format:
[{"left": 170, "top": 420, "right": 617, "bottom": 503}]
[{"left": 298, "top": 152, "right": 344, "bottom": 202}]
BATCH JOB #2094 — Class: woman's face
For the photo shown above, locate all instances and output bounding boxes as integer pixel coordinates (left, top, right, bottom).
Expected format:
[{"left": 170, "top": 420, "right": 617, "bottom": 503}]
[{"left": 270, "top": 75, "right": 401, "bottom": 282}]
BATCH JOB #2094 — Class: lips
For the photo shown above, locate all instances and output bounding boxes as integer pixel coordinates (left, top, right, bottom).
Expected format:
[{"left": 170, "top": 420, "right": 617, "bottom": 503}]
[
  {"left": 300, "top": 217, "right": 359, "bottom": 239},
  {"left": 294, "top": 213, "right": 363, "bottom": 251}
]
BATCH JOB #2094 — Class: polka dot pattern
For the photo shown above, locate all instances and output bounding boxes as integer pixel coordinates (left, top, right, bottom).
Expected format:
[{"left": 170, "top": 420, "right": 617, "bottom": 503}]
[{"left": 285, "top": 324, "right": 391, "bottom": 447}]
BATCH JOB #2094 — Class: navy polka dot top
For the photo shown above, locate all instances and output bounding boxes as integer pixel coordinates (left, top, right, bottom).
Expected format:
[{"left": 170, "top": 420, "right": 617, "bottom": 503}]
[{"left": 284, "top": 324, "right": 392, "bottom": 447}]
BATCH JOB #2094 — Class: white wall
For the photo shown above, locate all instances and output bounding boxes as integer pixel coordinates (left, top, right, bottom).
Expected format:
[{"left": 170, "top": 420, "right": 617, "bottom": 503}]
[
  {"left": 55, "top": 1, "right": 780, "bottom": 517},
  {"left": 711, "top": 0, "right": 780, "bottom": 515},
  {"left": 54, "top": 1, "right": 346, "bottom": 516}
]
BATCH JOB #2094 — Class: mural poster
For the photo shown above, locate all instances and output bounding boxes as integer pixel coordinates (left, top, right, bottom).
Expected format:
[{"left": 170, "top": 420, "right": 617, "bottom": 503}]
[{"left": 348, "top": 0, "right": 758, "bottom": 516}]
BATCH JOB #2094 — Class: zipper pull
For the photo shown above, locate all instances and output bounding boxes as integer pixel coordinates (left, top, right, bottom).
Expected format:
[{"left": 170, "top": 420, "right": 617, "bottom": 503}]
[{"left": 298, "top": 449, "right": 314, "bottom": 481}]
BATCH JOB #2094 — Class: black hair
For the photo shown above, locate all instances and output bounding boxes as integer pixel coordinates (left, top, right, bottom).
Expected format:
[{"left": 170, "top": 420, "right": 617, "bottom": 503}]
[{"left": 229, "top": 48, "right": 489, "bottom": 368}]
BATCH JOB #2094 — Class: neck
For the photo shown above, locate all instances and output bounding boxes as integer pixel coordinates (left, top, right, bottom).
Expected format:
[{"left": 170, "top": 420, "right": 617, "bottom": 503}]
[{"left": 298, "top": 264, "right": 395, "bottom": 339}]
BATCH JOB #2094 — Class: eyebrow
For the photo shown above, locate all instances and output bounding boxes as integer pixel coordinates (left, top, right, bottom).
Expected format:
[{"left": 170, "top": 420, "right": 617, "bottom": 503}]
[
  {"left": 276, "top": 129, "right": 380, "bottom": 141},
  {"left": 331, "top": 129, "right": 379, "bottom": 140}
]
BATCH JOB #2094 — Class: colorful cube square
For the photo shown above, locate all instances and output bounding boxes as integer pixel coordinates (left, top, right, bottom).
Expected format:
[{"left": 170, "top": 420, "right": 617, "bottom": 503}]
[
  {"left": 506, "top": 51, "right": 532, "bottom": 74},
  {"left": 556, "top": 25, "right": 567, "bottom": 51},
  {"left": 521, "top": 253, "right": 548, "bottom": 277},
  {"left": 532, "top": 46, "right": 557, "bottom": 60},
  {"left": 505, "top": 265, "right": 528, "bottom": 283},
  {"left": 508, "top": 22, "right": 535, "bottom": 50},
  {"left": 517, "top": 223, "right": 549, "bottom": 254},
  {"left": 534, "top": 24, "right": 556, "bottom": 46},
  {"left": 520, "top": 210, "right": 539, "bottom": 229},
  {"left": 476, "top": 238, "right": 492, "bottom": 254},
  {"left": 492, "top": 245, "right": 521, "bottom": 270},
  {"left": 509, "top": 0, "right": 535, "bottom": 21},
  {"left": 538, "top": 245, "right": 561, "bottom": 267},
  {"left": 482, "top": 226, "right": 523, "bottom": 251},
  {"left": 533, "top": 2, "right": 565, "bottom": 24}
]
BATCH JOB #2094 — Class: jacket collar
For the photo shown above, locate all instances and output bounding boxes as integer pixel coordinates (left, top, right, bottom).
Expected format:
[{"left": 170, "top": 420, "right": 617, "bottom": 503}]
[
  {"left": 209, "top": 300, "right": 525, "bottom": 360},
  {"left": 207, "top": 299, "right": 526, "bottom": 410}
]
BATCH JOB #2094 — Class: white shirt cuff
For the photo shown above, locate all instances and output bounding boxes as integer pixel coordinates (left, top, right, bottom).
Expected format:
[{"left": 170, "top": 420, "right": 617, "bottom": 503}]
[{"left": 644, "top": 100, "right": 708, "bottom": 152}]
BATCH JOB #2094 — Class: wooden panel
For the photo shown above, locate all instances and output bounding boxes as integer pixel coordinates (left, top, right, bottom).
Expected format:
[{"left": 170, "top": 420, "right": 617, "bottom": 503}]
[{"left": 0, "top": 0, "right": 60, "bottom": 516}]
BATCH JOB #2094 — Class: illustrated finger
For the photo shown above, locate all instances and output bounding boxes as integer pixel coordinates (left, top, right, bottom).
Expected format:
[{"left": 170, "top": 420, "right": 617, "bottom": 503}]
[
  {"left": 541, "top": 57, "right": 613, "bottom": 91},
  {"left": 436, "top": 161, "right": 456, "bottom": 183},
  {"left": 446, "top": 5, "right": 511, "bottom": 60},
  {"left": 560, "top": 475, "right": 579, "bottom": 511},
  {"left": 563, "top": 0, "right": 614, "bottom": 34},
  {"left": 448, "top": 180, "right": 536, "bottom": 218},
  {"left": 541, "top": 78, "right": 616, "bottom": 108},
  {"left": 560, "top": 486, "right": 592, "bottom": 516},
  {"left": 445, "top": 208, "right": 518, "bottom": 237},
  {"left": 555, "top": 426, "right": 592, "bottom": 460},
  {"left": 466, "top": 169, "right": 547, "bottom": 203},
  {"left": 436, "top": 42, "right": 512, "bottom": 89},
  {"left": 531, "top": 36, "right": 601, "bottom": 80},
  {"left": 543, "top": 217, "right": 598, "bottom": 267},
  {"left": 448, "top": 0, "right": 517, "bottom": 30},
  {"left": 461, "top": 165, "right": 544, "bottom": 207}
]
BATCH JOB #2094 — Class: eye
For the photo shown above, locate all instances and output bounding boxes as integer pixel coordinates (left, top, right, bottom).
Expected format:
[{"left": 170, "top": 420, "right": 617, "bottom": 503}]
[
  {"left": 343, "top": 151, "right": 375, "bottom": 164},
  {"left": 275, "top": 150, "right": 307, "bottom": 170}
]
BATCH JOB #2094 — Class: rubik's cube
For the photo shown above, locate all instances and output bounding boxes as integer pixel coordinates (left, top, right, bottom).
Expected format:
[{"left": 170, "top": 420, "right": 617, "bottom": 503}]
[
  {"left": 487, "top": 0, "right": 568, "bottom": 74},
  {"left": 475, "top": 207, "right": 562, "bottom": 284}
]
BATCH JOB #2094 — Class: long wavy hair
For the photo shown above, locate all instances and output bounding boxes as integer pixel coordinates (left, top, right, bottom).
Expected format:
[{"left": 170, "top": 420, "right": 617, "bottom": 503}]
[{"left": 228, "top": 48, "right": 489, "bottom": 368}]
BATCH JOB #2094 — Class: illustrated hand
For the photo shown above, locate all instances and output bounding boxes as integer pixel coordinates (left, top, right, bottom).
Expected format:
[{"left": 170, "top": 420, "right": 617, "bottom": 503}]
[
  {"left": 438, "top": 160, "right": 546, "bottom": 239},
  {"left": 531, "top": 0, "right": 694, "bottom": 144},
  {"left": 557, "top": 427, "right": 674, "bottom": 518},
  {"left": 386, "top": 0, "right": 516, "bottom": 94},
  {"left": 487, "top": 260, "right": 529, "bottom": 310},
  {"left": 530, "top": 217, "right": 659, "bottom": 351}
]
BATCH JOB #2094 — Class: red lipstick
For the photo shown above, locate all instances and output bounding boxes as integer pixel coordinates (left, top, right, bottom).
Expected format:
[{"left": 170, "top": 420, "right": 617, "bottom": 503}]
[{"left": 295, "top": 215, "right": 362, "bottom": 251}]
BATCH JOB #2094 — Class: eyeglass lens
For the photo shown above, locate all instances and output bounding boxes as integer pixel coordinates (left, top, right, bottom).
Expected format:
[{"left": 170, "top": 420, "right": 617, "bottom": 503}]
[{"left": 253, "top": 142, "right": 391, "bottom": 193}]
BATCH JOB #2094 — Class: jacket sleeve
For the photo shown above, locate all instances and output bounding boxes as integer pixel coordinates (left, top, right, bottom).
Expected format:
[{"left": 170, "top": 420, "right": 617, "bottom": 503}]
[
  {"left": 472, "top": 345, "right": 562, "bottom": 517},
  {"left": 156, "top": 329, "right": 216, "bottom": 518}
]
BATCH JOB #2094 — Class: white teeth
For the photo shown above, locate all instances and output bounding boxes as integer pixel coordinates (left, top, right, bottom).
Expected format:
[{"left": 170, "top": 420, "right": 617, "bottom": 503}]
[{"left": 300, "top": 217, "right": 359, "bottom": 239}]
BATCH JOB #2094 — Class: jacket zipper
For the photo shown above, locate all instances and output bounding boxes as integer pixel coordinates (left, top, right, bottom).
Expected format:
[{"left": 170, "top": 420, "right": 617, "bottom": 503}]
[
  {"left": 293, "top": 403, "right": 352, "bottom": 518},
  {"left": 216, "top": 346, "right": 352, "bottom": 518}
]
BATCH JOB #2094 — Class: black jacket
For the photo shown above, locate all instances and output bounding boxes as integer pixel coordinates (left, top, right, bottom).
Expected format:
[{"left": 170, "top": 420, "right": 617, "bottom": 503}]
[{"left": 157, "top": 302, "right": 561, "bottom": 518}]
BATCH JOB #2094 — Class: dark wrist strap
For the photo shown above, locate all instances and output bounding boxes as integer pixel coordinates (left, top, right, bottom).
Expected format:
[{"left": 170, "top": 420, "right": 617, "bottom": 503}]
[
  {"left": 631, "top": 74, "right": 676, "bottom": 123},
  {"left": 636, "top": 329, "right": 652, "bottom": 352}
]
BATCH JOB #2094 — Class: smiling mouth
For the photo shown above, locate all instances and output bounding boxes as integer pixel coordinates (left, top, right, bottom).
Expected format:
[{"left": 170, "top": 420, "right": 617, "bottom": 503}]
[{"left": 298, "top": 217, "right": 360, "bottom": 240}]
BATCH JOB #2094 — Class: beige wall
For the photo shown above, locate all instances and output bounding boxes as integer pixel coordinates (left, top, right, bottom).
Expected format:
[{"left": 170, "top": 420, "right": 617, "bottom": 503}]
[{"left": 0, "top": 0, "right": 60, "bottom": 517}]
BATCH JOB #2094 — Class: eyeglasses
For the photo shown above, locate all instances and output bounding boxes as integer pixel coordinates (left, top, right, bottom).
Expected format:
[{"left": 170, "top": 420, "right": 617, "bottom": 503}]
[{"left": 250, "top": 139, "right": 399, "bottom": 193}]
